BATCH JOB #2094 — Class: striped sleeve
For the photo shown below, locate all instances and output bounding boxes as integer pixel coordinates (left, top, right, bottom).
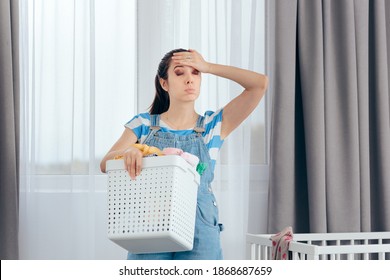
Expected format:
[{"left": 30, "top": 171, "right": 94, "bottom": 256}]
[
  {"left": 124, "top": 113, "right": 151, "bottom": 143},
  {"left": 203, "top": 108, "right": 224, "bottom": 169}
]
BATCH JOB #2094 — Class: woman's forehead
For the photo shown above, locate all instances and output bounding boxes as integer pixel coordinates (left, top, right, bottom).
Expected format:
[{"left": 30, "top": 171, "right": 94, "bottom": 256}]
[{"left": 170, "top": 63, "right": 195, "bottom": 71}]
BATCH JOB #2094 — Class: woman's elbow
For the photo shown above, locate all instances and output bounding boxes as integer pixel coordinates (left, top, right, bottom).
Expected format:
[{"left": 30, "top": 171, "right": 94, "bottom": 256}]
[
  {"left": 252, "top": 75, "right": 268, "bottom": 101},
  {"left": 259, "top": 74, "right": 268, "bottom": 92}
]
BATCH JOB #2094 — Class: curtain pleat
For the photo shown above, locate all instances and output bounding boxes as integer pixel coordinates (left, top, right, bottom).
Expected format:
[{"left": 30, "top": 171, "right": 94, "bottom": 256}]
[
  {"left": 368, "top": 0, "right": 390, "bottom": 231},
  {"left": 0, "top": 0, "right": 20, "bottom": 260}
]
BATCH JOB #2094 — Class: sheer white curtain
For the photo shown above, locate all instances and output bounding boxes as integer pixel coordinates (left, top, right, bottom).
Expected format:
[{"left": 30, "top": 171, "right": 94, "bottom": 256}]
[{"left": 19, "top": 0, "right": 268, "bottom": 260}]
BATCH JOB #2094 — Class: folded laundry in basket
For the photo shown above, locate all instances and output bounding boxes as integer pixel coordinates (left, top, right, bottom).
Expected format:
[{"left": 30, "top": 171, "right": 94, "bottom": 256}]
[
  {"left": 270, "top": 226, "right": 293, "bottom": 260},
  {"left": 162, "top": 148, "right": 199, "bottom": 168},
  {"left": 132, "top": 143, "right": 163, "bottom": 156},
  {"left": 113, "top": 144, "right": 163, "bottom": 159},
  {"left": 113, "top": 146, "right": 205, "bottom": 175}
]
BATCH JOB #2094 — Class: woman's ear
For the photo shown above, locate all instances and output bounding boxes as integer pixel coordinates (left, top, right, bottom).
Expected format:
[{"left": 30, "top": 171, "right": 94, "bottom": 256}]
[{"left": 159, "top": 78, "right": 168, "bottom": 92}]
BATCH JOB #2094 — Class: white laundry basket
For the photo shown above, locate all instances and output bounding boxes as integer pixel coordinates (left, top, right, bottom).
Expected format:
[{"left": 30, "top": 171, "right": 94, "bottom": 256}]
[{"left": 106, "top": 155, "right": 200, "bottom": 254}]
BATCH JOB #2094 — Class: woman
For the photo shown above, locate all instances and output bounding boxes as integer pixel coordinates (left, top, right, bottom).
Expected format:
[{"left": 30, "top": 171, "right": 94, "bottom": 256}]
[{"left": 100, "top": 48, "right": 268, "bottom": 259}]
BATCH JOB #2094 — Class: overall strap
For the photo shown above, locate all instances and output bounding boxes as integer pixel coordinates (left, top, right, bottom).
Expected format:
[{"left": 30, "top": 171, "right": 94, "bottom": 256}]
[
  {"left": 193, "top": 115, "right": 205, "bottom": 136},
  {"left": 149, "top": 114, "right": 161, "bottom": 131},
  {"left": 141, "top": 114, "right": 160, "bottom": 144}
]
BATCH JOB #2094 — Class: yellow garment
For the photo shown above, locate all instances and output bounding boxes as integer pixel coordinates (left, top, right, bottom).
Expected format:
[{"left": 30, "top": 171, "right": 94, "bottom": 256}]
[
  {"left": 132, "top": 144, "right": 163, "bottom": 156},
  {"left": 114, "top": 144, "right": 163, "bottom": 160}
]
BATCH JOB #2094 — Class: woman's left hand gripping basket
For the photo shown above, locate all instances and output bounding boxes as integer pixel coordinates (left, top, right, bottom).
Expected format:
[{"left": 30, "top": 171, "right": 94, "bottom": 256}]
[{"left": 106, "top": 155, "right": 200, "bottom": 254}]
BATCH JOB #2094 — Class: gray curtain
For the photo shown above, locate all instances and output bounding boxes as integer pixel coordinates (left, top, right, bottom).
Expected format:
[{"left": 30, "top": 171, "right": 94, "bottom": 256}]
[
  {"left": 0, "top": 0, "right": 19, "bottom": 259},
  {"left": 268, "top": 0, "right": 390, "bottom": 234}
]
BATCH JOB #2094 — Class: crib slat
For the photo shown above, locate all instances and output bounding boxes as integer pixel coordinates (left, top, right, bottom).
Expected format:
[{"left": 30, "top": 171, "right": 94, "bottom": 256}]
[
  {"left": 250, "top": 244, "right": 255, "bottom": 259},
  {"left": 261, "top": 245, "right": 267, "bottom": 260}
]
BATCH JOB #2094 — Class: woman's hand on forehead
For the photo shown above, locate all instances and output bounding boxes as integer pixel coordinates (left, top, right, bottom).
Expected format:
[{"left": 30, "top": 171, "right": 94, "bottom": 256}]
[{"left": 172, "top": 49, "right": 211, "bottom": 73}]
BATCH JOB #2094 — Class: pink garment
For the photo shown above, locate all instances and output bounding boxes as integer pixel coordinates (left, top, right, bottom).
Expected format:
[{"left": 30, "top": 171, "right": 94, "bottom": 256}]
[
  {"left": 162, "top": 147, "right": 183, "bottom": 155},
  {"left": 162, "top": 148, "right": 199, "bottom": 168},
  {"left": 270, "top": 226, "right": 293, "bottom": 260},
  {"left": 180, "top": 152, "right": 199, "bottom": 167}
]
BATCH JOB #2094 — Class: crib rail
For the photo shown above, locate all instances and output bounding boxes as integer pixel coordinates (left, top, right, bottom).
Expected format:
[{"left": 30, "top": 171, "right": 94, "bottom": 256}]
[{"left": 247, "top": 232, "right": 390, "bottom": 260}]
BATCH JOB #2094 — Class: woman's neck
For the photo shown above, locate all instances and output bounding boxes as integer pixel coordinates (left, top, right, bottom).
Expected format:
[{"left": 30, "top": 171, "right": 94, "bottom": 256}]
[{"left": 161, "top": 106, "right": 199, "bottom": 130}]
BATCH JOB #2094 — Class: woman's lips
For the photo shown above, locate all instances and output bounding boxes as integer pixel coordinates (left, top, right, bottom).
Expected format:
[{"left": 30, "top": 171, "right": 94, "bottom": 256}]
[{"left": 185, "top": 88, "right": 196, "bottom": 93}]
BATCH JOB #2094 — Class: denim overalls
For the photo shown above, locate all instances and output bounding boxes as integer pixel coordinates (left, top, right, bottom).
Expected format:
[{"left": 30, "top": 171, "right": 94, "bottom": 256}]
[{"left": 127, "top": 114, "right": 223, "bottom": 260}]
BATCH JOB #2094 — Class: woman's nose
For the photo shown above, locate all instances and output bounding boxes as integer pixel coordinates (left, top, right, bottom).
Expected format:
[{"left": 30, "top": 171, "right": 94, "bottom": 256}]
[{"left": 186, "top": 76, "right": 193, "bottom": 84}]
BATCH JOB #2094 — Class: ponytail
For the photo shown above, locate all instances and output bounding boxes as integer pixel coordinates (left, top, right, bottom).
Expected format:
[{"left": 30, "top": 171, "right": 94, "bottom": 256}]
[{"left": 149, "top": 75, "right": 170, "bottom": 114}]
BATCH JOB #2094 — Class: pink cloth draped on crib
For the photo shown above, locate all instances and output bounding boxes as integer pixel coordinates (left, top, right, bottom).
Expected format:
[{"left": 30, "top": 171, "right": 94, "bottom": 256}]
[{"left": 270, "top": 226, "right": 293, "bottom": 260}]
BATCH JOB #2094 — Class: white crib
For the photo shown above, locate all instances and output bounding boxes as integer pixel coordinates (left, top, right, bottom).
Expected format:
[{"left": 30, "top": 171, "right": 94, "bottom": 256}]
[{"left": 247, "top": 232, "right": 390, "bottom": 260}]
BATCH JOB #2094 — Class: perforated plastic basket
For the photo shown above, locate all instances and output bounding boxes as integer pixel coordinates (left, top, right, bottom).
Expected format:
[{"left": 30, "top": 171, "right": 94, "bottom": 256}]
[{"left": 106, "top": 155, "right": 200, "bottom": 254}]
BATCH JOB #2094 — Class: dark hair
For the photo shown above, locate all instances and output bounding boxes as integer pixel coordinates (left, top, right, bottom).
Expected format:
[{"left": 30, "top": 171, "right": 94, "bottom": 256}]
[{"left": 149, "top": 48, "right": 188, "bottom": 114}]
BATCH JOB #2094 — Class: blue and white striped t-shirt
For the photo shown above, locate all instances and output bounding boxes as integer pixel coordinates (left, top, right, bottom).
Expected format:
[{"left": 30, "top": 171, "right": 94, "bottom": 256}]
[{"left": 125, "top": 109, "right": 224, "bottom": 172}]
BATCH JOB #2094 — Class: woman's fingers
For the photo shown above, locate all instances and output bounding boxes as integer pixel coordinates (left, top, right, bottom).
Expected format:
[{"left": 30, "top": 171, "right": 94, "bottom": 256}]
[
  {"left": 172, "top": 50, "right": 210, "bottom": 73},
  {"left": 172, "top": 50, "right": 202, "bottom": 62},
  {"left": 135, "top": 157, "right": 142, "bottom": 177},
  {"left": 172, "top": 50, "right": 192, "bottom": 56},
  {"left": 172, "top": 51, "right": 194, "bottom": 62},
  {"left": 124, "top": 147, "right": 143, "bottom": 180}
]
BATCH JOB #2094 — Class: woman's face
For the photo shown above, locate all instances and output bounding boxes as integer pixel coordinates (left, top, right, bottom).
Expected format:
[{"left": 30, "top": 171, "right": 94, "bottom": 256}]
[{"left": 160, "top": 59, "right": 201, "bottom": 103}]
